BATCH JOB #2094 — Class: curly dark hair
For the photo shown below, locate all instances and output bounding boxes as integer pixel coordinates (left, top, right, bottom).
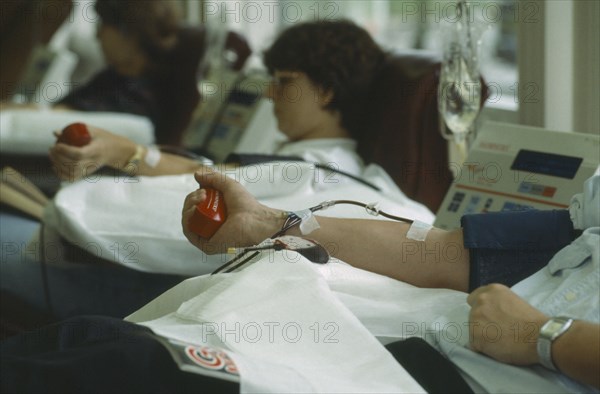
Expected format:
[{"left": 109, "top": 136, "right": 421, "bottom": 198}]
[
  {"left": 263, "top": 20, "right": 387, "bottom": 140},
  {"left": 95, "top": 0, "right": 182, "bottom": 58}
]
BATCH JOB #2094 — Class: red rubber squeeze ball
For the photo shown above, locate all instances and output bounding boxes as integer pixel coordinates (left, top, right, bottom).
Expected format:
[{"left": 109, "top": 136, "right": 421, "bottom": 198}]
[
  {"left": 57, "top": 122, "right": 91, "bottom": 147},
  {"left": 188, "top": 188, "right": 227, "bottom": 239}
]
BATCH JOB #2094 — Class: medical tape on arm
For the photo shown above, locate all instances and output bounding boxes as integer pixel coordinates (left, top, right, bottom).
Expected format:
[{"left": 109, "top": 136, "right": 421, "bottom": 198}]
[
  {"left": 144, "top": 146, "right": 161, "bottom": 168},
  {"left": 406, "top": 220, "right": 433, "bottom": 241},
  {"left": 292, "top": 209, "right": 320, "bottom": 235}
]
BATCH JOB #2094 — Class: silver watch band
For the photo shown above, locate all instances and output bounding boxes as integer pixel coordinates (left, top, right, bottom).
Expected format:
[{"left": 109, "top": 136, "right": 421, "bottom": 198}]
[{"left": 537, "top": 316, "right": 574, "bottom": 371}]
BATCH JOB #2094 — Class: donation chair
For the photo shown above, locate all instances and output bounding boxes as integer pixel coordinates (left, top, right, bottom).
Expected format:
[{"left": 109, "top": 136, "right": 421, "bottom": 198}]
[{"left": 359, "top": 51, "right": 488, "bottom": 213}]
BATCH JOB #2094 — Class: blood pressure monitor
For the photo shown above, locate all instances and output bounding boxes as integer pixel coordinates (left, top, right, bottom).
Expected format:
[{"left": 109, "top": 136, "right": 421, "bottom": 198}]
[{"left": 435, "top": 122, "right": 600, "bottom": 229}]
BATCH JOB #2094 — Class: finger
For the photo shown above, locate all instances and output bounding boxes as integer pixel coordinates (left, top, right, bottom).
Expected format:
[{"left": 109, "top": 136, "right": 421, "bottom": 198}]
[
  {"left": 467, "top": 310, "right": 484, "bottom": 352},
  {"left": 53, "top": 165, "right": 76, "bottom": 181},
  {"left": 182, "top": 189, "right": 207, "bottom": 213},
  {"left": 181, "top": 190, "right": 207, "bottom": 235},
  {"left": 181, "top": 223, "right": 209, "bottom": 250},
  {"left": 181, "top": 215, "right": 210, "bottom": 251},
  {"left": 466, "top": 285, "right": 488, "bottom": 306},
  {"left": 49, "top": 146, "right": 70, "bottom": 163},
  {"left": 48, "top": 147, "right": 58, "bottom": 162},
  {"left": 52, "top": 143, "right": 84, "bottom": 161}
]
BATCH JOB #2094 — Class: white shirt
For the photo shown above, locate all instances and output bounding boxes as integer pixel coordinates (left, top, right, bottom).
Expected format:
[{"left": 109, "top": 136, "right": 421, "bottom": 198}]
[
  {"left": 431, "top": 227, "right": 599, "bottom": 393},
  {"left": 275, "top": 138, "right": 364, "bottom": 176},
  {"left": 433, "top": 176, "right": 600, "bottom": 393}
]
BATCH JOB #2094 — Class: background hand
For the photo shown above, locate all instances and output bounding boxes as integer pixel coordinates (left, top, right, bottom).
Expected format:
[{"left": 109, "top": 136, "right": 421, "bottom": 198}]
[{"left": 49, "top": 126, "right": 136, "bottom": 181}]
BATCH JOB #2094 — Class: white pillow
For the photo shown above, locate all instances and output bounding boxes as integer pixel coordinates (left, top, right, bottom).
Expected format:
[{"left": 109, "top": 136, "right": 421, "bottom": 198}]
[{"left": 0, "top": 109, "right": 154, "bottom": 154}]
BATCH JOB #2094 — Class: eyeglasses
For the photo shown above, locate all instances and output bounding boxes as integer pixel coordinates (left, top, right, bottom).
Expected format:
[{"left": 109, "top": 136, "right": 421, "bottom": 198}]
[{"left": 270, "top": 71, "right": 301, "bottom": 89}]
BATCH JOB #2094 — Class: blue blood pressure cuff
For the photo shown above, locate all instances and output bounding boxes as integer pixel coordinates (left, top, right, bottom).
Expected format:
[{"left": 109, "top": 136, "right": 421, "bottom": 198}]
[{"left": 462, "top": 210, "right": 575, "bottom": 291}]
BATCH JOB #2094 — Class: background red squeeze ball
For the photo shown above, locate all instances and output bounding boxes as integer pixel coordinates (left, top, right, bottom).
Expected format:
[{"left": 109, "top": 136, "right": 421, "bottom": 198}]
[
  {"left": 189, "top": 188, "right": 227, "bottom": 239},
  {"left": 57, "top": 122, "right": 91, "bottom": 147}
]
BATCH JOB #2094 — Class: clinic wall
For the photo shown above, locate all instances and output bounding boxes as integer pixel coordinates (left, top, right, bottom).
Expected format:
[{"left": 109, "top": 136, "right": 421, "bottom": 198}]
[
  {"left": 517, "top": 0, "right": 599, "bottom": 135},
  {"left": 573, "top": 0, "right": 600, "bottom": 135}
]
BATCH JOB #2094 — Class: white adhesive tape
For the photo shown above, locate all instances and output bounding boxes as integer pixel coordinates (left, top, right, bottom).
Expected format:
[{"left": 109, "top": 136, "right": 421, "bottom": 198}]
[
  {"left": 144, "top": 146, "right": 161, "bottom": 168},
  {"left": 406, "top": 220, "right": 433, "bottom": 241},
  {"left": 293, "top": 209, "right": 320, "bottom": 235}
]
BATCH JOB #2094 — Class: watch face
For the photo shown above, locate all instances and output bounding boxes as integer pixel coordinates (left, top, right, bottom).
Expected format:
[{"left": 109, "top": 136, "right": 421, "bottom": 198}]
[
  {"left": 546, "top": 321, "right": 564, "bottom": 332},
  {"left": 541, "top": 317, "right": 572, "bottom": 340},
  {"left": 542, "top": 321, "right": 562, "bottom": 335}
]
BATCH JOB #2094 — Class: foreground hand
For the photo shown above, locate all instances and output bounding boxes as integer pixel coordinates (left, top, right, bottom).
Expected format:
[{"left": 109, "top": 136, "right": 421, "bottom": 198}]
[
  {"left": 467, "top": 283, "right": 548, "bottom": 365},
  {"left": 182, "top": 168, "right": 285, "bottom": 254},
  {"left": 49, "top": 126, "right": 135, "bottom": 181}
]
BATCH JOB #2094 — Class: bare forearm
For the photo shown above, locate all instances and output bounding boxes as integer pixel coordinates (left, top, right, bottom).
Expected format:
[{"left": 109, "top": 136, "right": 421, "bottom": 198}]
[
  {"left": 287, "top": 217, "right": 470, "bottom": 291},
  {"left": 106, "top": 140, "right": 202, "bottom": 176},
  {"left": 187, "top": 170, "right": 470, "bottom": 291},
  {"left": 552, "top": 321, "right": 600, "bottom": 388},
  {"left": 132, "top": 151, "right": 202, "bottom": 176}
]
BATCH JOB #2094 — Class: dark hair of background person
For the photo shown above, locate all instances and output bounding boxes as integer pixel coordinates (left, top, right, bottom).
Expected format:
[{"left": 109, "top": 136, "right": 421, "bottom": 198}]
[
  {"left": 57, "top": 0, "right": 202, "bottom": 145},
  {"left": 96, "top": 0, "right": 200, "bottom": 145},
  {"left": 263, "top": 20, "right": 387, "bottom": 142},
  {"left": 95, "top": 0, "right": 181, "bottom": 68}
]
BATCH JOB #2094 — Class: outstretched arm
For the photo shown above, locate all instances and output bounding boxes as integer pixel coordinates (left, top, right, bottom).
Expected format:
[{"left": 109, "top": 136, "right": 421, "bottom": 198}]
[
  {"left": 182, "top": 169, "right": 470, "bottom": 291},
  {"left": 468, "top": 284, "right": 600, "bottom": 389},
  {"left": 50, "top": 126, "right": 202, "bottom": 180}
]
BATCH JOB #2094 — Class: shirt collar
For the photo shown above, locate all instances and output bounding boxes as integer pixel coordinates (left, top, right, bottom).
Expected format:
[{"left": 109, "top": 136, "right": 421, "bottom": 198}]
[{"left": 276, "top": 138, "right": 357, "bottom": 154}]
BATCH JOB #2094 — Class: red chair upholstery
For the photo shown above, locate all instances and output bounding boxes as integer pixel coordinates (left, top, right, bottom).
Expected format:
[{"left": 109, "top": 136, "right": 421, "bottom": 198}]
[
  {"left": 359, "top": 52, "right": 487, "bottom": 213},
  {"left": 225, "top": 31, "right": 252, "bottom": 71}
]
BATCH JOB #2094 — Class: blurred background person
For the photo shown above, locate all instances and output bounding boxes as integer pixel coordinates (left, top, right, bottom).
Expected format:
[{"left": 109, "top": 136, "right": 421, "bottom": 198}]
[
  {"left": 2, "top": 0, "right": 201, "bottom": 145},
  {"left": 50, "top": 20, "right": 387, "bottom": 180}
]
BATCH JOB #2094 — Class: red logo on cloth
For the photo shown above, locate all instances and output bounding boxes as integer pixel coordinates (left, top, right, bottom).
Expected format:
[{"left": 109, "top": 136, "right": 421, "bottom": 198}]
[{"left": 185, "top": 345, "right": 239, "bottom": 375}]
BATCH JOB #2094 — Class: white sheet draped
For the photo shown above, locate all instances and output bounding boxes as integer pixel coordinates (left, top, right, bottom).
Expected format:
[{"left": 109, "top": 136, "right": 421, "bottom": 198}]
[{"left": 43, "top": 163, "right": 434, "bottom": 276}]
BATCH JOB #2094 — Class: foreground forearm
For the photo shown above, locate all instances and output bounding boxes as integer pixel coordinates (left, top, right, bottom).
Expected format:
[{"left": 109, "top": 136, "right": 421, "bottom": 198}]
[
  {"left": 286, "top": 217, "right": 470, "bottom": 291},
  {"left": 552, "top": 321, "right": 600, "bottom": 388},
  {"left": 188, "top": 170, "right": 469, "bottom": 290}
]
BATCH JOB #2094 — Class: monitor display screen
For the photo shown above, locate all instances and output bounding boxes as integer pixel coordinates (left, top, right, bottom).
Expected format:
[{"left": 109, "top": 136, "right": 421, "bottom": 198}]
[{"left": 511, "top": 149, "right": 582, "bottom": 179}]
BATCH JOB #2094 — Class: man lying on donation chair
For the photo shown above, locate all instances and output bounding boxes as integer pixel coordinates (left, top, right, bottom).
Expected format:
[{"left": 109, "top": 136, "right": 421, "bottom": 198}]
[{"left": 1, "top": 171, "right": 598, "bottom": 393}]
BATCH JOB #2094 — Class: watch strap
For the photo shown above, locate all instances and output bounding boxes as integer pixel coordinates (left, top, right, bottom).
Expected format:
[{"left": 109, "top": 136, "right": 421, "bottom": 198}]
[
  {"left": 125, "top": 145, "right": 145, "bottom": 175},
  {"left": 537, "top": 316, "right": 573, "bottom": 371}
]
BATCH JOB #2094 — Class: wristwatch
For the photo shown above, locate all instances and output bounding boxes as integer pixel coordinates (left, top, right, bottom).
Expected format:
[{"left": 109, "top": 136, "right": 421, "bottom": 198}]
[{"left": 537, "top": 316, "right": 574, "bottom": 371}]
